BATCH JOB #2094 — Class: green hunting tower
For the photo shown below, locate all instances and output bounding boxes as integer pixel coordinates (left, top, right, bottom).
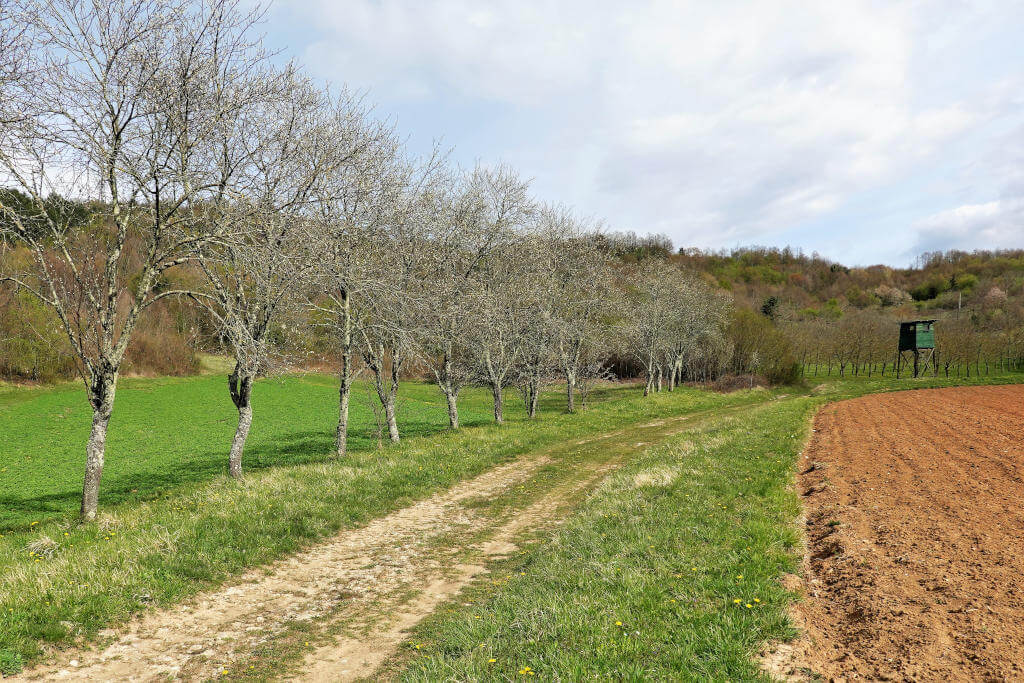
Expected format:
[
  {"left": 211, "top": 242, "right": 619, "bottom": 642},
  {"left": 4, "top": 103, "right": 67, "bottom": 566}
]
[{"left": 896, "top": 319, "right": 937, "bottom": 378}]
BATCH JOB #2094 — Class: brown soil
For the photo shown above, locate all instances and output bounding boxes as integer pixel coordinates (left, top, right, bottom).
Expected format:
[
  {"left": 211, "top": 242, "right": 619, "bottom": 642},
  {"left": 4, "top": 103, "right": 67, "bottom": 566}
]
[
  {"left": 767, "top": 385, "right": 1024, "bottom": 682},
  {"left": 16, "top": 407, "right": 718, "bottom": 682}
]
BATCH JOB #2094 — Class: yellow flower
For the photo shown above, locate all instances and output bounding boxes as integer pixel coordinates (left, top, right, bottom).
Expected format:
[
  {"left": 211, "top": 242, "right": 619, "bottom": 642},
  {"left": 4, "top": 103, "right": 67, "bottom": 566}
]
[
  {"left": 753, "top": 598, "right": 761, "bottom": 603},
  {"left": 615, "top": 620, "right": 622, "bottom": 626},
  {"left": 488, "top": 658, "right": 497, "bottom": 663},
  {"left": 733, "top": 598, "right": 741, "bottom": 604},
  {"left": 745, "top": 603, "right": 753, "bottom": 609},
  {"left": 736, "top": 574, "right": 743, "bottom": 579}
]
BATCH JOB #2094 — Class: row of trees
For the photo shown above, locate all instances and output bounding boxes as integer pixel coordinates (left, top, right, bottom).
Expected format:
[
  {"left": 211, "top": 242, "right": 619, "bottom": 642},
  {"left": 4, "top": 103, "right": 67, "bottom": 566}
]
[
  {"left": 0, "top": 0, "right": 736, "bottom": 521},
  {"left": 787, "top": 313, "right": 1024, "bottom": 378}
]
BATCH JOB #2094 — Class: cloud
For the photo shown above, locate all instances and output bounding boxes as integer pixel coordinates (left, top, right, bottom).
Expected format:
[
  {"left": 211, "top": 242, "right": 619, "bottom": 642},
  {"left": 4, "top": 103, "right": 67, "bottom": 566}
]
[
  {"left": 910, "top": 198, "right": 1024, "bottom": 255},
  {"left": 268, "top": 0, "right": 1024, "bottom": 263}
]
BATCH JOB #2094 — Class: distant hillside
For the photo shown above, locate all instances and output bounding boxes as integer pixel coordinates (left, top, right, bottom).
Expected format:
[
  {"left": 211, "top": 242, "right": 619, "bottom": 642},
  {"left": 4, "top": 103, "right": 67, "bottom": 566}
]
[{"left": 674, "top": 246, "right": 1024, "bottom": 327}]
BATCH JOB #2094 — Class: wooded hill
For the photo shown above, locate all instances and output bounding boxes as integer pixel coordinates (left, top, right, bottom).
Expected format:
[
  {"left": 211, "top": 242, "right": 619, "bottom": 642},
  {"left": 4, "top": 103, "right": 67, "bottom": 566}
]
[{"left": 674, "top": 245, "right": 1024, "bottom": 327}]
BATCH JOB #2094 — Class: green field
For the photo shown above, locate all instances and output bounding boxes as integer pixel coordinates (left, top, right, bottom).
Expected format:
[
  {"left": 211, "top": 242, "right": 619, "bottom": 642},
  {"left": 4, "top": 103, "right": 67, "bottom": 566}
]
[
  {"left": 0, "top": 374, "right": 506, "bottom": 532},
  {"left": 1, "top": 370, "right": 1020, "bottom": 677}
]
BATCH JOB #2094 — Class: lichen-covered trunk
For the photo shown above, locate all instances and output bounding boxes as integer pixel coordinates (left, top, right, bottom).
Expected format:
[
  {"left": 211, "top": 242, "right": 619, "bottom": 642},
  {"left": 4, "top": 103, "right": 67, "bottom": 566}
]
[
  {"left": 336, "top": 381, "right": 351, "bottom": 457},
  {"left": 484, "top": 350, "right": 505, "bottom": 423},
  {"left": 228, "top": 365, "right": 253, "bottom": 478},
  {"left": 384, "top": 397, "right": 399, "bottom": 442},
  {"left": 527, "top": 383, "right": 540, "bottom": 419},
  {"left": 438, "top": 347, "right": 460, "bottom": 429},
  {"left": 335, "top": 291, "right": 354, "bottom": 457},
  {"left": 81, "top": 372, "right": 116, "bottom": 522},
  {"left": 445, "top": 389, "right": 459, "bottom": 429},
  {"left": 565, "top": 369, "right": 577, "bottom": 413},
  {"left": 370, "top": 350, "right": 401, "bottom": 443},
  {"left": 229, "top": 404, "right": 252, "bottom": 478},
  {"left": 492, "top": 384, "right": 504, "bottom": 423}
]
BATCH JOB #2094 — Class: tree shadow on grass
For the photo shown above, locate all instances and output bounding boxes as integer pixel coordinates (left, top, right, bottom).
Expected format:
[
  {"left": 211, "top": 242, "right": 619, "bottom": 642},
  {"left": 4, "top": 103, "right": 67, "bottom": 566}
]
[{"left": 1, "top": 386, "right": 626, "bottom": 533}]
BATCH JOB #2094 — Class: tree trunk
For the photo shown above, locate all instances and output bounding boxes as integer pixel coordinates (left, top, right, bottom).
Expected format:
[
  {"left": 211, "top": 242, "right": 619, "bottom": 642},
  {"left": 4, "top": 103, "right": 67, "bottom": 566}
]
[
  {"left": 492, "top": 383, "right": 504, "bottom": 423},
  {"left": 445, "top": 388, "right": 459, "bottom": 429},
  {"left": 384, "top": 397, "right": 399, "bottom": 442},
  {"left": 81, "top": 372, "right": 116, "bottom": 522},
  {"left": 565, "top": 369, "right": 577, "bottom": 413},
  {"left": 335, "top": 289, "right": 353, "bottom": 457},
  {"left": 228, "top": 365, "right": 253, "bottom": 478},
  {"left": 527, "top": 374, "right": 540, "bottom": 419},
  {"left": 439, "top": 347, "right": 460, "bottom": 429},
  {"left": 336, "top": 378, "right": 351, "bottom": 457}
]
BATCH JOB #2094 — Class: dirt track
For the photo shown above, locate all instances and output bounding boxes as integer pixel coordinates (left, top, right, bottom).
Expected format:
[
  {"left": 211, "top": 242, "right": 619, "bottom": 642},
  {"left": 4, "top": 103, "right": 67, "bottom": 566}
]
[
  {"left": 16, "top": 408, "right": 720, "bottom": 682},
  {"left": 777, "top": 385, "right": 1024, "bottom": 681}
]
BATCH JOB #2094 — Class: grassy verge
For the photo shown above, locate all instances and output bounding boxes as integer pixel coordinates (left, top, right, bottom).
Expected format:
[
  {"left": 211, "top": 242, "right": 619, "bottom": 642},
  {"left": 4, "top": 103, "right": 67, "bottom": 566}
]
[
  {"left": 396, "top": 372, "right": 1024, "bottom": 681},
  {"left": 0, "top": 380, "right": 770, "bottom": 674}
]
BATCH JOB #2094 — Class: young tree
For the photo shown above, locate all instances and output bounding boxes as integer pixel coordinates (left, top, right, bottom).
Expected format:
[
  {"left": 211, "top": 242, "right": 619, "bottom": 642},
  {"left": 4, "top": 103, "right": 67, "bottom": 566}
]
[
  {"left": 464, "top": 166, "right": 533, "bottom": 423},
  {"left": 193, "top": 67, "right": 343, "bottom": 477},
  {"left": 352, "top": 152, "right": 445, "bottom": 443},
  {"left": 411, "top": 168, "right": 494, "bottom": 429},
  {"left": 0, "top": 0, "right": 266, "bottom": 520},
  {"left": 543, "top": 209, "right": 614, "bottom": 412},
  {"left": 307, "top": 107, "right": 402, "bottom": 456},
  {"left": 618, "top": 261, "right": 684, "bottom": 396}
]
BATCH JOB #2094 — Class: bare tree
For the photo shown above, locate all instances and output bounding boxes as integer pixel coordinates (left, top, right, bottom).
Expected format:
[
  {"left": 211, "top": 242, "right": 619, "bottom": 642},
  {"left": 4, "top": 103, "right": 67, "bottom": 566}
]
[
  {"left": 0, "top": 0, "right": 267, "bottom": 520},
  {"left": 193, "top": 67, "right": 344, "bottom": 477},
  {"left": 410, "top": 167, "right": 494, "bottom": 429},
  {"left": 617, "top": 261, "right": 683, "bottom": 396},
  {"left": 306, "top": 112, "right": 401, "bottom": 456},
  {"left": 468, "top": 251, "right": 523, "bottom": 422},
  {"left": 542, "top": 208, "right": 614, "bottom": 412},
  {"left": 352, "top": 152, "right": 445, "bottom": 443},
  {"left": 463, "top": 166, "right": 533, "bottom": 423}
]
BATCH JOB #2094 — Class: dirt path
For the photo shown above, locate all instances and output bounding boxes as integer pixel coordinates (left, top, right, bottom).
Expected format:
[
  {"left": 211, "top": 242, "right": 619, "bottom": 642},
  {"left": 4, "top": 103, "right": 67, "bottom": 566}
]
[
  {"left": 19, "top": 406, "right": 730, "bottom": 682},
  {"left": 767, "top": 385, "right": 1024, "bottom": 681}
]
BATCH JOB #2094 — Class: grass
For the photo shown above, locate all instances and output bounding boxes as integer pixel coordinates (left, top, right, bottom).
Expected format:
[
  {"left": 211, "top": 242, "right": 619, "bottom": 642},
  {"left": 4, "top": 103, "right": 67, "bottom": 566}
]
[
  {"left": 0, "top": 373, "right": 499, "bottom": 532},
  {"left": 395, "top": 370, "right": 1024, "bottom": 680},
  {"left": 1, "top": 368, "right": 1020, "bottom": 676},
  {"left": 0, "top": 375, "right": 768, "bottom": 674}
]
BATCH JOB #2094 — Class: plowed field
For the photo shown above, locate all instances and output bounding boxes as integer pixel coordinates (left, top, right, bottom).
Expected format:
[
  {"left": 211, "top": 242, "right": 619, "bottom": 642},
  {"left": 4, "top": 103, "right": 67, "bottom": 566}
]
[{"left": 788, "top": 385, "right": 1024, "bottom": 680}]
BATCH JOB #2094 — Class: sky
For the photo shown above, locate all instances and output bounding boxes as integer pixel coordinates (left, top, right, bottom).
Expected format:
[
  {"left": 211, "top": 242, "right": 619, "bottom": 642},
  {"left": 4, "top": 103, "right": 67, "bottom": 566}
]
[{"left": 260, "top": 0, "right": 1024, "bottom": 266}]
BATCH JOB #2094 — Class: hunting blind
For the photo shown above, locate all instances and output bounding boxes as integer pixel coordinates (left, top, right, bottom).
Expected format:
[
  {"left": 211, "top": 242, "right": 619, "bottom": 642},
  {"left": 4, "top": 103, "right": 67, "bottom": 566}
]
[{"left": 896, "top": 319, "right": 937, "bottom": 378}]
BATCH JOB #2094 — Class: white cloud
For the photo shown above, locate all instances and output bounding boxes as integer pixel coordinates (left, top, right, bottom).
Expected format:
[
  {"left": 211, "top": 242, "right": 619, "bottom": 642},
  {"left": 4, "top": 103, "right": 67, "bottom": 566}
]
[
  {"left": 269, "top": 0, "right": 1024, "bottom": 263},
  {"left": 911, "top": 199, "right": 1024, "bottom": 254}
]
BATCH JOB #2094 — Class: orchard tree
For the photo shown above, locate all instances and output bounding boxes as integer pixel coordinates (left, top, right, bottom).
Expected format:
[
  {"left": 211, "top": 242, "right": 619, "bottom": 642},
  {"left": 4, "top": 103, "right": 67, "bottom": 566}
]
[
  {"left": 0, "top": 0, "right": 267, "bottom": 520},
  {"left": 411, "top": 167, "right": 494, "bottom": 429},
  {"left": 464, "top": 166, "right": 533, "bottom": 422},
  {"left": 307, "top": 110, "right": 402, "bottom": 456},
  {"left": 618, "top": 261, "right": 685, "bottom": 396},
  {"left": 352, "top": 152, "right": 445, "bottom": 443},
  {"left": 193, "top": 68, "right": 347, "bottom": 477}
]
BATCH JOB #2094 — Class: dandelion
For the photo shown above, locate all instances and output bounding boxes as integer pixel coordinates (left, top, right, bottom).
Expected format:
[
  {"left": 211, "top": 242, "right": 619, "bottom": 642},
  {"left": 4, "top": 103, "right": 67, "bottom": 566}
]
[
  {"left": 733, "top": 599, "right": 741, "bottom": 604},
  {"left": 745, "top": 603, "right": 753, "bottom": 609},
  {"left": 736, "top": 574, "right": 743, "bottom": 579},
  {"left": 615, "top": 620, "right": 622, "bottom": 626},
  {"left": 488, "top": 658, "right": 497, "bottom": 663},
  {"left": 753, "top": 598, "right": 761, "bottom": 603}
]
